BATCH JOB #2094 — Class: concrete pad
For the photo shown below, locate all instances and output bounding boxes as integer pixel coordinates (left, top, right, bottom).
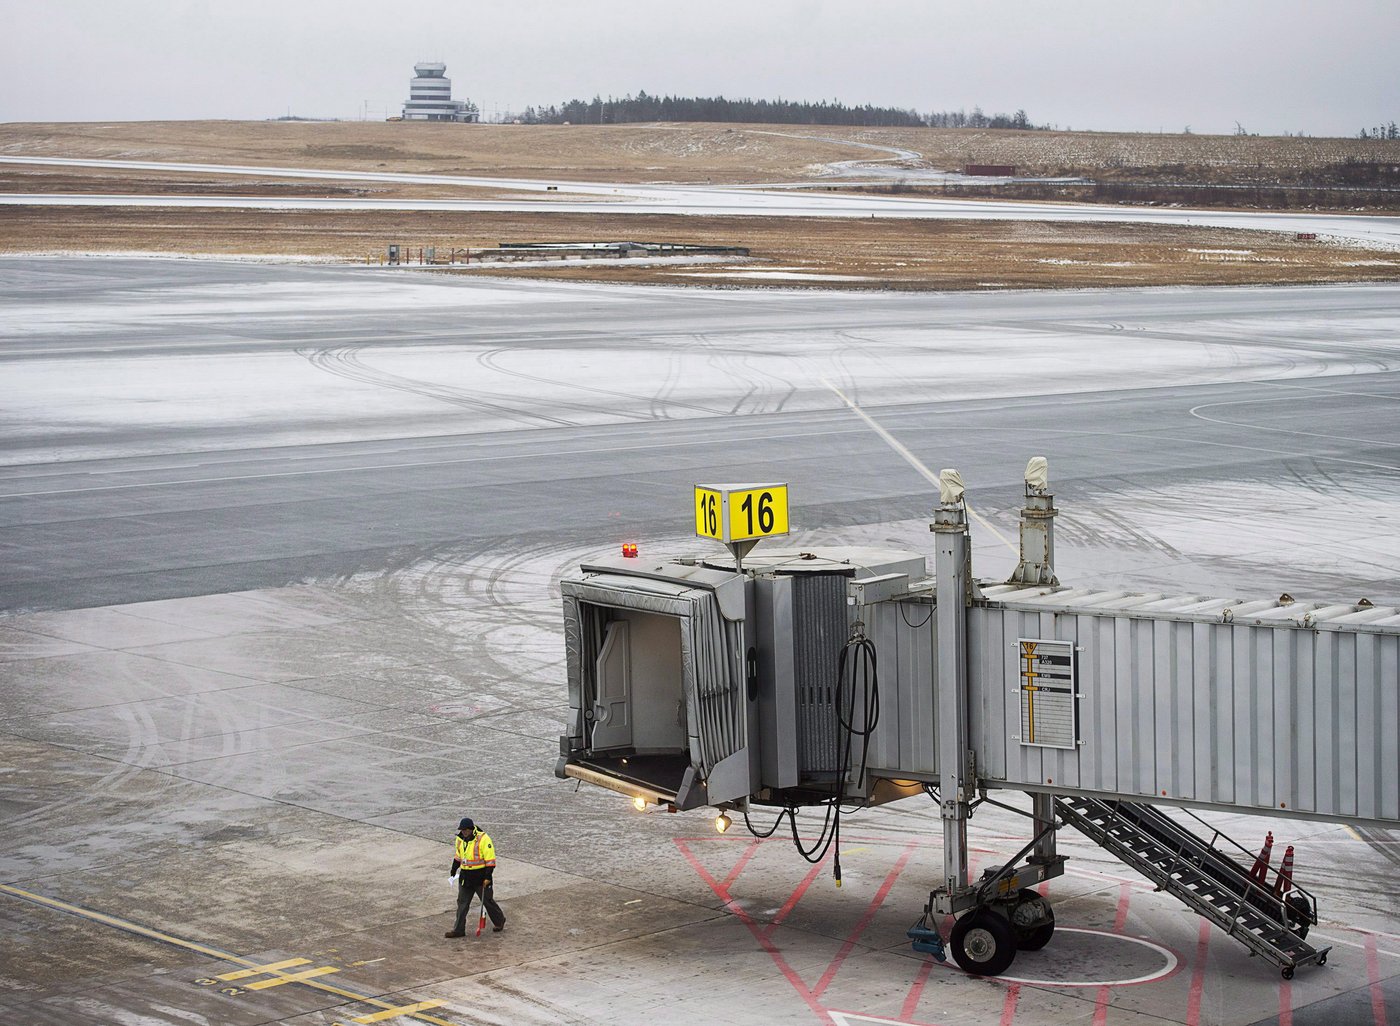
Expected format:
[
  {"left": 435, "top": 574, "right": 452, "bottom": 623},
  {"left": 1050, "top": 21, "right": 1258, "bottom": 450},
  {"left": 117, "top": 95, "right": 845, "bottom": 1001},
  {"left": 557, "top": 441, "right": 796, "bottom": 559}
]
[
  {"left": 0, "top": 624, "right": 97, "bottom": 662},
  {"left": 116, "top": 589, "right": 355, "bottom": 634},
  {"left": 2, "top": 571, "right": 1396, "bottom": 1026},
  {"left": 3, "top": 606, "right": 224, "bottom": 649}
]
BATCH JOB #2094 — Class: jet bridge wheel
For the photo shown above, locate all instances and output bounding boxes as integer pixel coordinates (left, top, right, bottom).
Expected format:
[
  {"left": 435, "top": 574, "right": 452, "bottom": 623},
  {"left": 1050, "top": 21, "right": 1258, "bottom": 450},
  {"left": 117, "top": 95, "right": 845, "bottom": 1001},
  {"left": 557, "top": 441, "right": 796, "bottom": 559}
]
[
  {"left": 950, "top": 907, "right": 1018, "bottom": 977},
  {"left": 1009, "top": 888, "right": 1055, "bottom": 951}
]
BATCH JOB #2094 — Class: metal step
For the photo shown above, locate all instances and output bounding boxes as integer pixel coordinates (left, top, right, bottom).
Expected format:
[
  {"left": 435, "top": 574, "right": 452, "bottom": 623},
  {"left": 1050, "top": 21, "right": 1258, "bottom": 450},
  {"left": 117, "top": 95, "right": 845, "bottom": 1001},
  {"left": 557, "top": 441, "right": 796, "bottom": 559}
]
[{"left": 1055, "top": 796, "right": 1330, "bottom": 976}]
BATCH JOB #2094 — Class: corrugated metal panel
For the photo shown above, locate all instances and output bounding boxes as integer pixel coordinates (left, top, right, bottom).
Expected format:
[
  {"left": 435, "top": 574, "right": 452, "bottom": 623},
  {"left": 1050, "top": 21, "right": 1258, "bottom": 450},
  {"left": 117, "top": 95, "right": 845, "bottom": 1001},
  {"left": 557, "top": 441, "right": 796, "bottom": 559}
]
[
  {"left": 865, "top": 599, "right": 938, "bottom": 776},
  {"left": 970, "top": 602, "right": 1400, "bottom": 824},
  {"left": 792, "top": 573, "right": 848, "bottom": 777}
]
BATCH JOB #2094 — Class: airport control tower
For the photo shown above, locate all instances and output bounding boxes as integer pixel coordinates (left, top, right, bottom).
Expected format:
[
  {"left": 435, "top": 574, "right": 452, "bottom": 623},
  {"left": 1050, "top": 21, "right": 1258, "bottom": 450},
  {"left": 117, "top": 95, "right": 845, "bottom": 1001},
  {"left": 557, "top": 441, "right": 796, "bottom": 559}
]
[{"left": 402, "top": 62, "right": 479, "bottom": 122}]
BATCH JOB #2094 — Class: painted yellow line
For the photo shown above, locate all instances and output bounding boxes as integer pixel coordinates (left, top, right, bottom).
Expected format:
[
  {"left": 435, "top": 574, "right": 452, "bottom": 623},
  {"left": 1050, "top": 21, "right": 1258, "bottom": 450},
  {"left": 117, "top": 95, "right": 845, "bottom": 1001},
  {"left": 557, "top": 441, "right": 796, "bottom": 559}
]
[
  {"left": 1345, "top": 825, "right": 1364, "bottom": 841},
  {"left": 217, "top": 957, "right": 311, "bottom": 981},
  {"left": 353, "top": 1001, "right": 448, "bottom": 1023},
  {"left": 0, "top": 884, "right": 461, "bottom": 1026},
  {"left": 822, "top": 380, "right": 1018, "bottom": 553},
  {"left": 839, "top": 847, "right": 869, "bottom": 857},
  {"left": 245, "top": 965, "right": 340, "bottom": 990}
]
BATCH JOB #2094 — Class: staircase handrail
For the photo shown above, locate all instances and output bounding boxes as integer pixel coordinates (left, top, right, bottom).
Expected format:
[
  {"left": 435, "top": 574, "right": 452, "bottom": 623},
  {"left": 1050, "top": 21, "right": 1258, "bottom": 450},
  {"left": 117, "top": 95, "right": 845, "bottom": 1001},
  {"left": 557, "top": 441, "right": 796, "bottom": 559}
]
[
  {"left": 1055, "top": 795, "right": 1327, "bottom": 974},
  {"left": 1169, "top": 805, "right": 1320, "bottom": 927}
]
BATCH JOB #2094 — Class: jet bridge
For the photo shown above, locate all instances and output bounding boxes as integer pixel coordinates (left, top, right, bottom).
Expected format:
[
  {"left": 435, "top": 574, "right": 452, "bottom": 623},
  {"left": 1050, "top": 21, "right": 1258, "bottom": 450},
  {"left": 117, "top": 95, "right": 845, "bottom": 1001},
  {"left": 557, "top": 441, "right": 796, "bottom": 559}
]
[{"left": 555, "top": 459, "right": 1398, "bottom": 978}]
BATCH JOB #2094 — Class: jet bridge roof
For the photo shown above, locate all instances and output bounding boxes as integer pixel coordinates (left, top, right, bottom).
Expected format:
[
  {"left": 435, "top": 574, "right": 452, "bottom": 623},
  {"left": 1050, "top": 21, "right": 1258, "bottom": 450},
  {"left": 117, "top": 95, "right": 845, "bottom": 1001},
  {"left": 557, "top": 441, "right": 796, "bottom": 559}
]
[{"left": 978, "top": 584, "right": 1400, "bottom": 633}]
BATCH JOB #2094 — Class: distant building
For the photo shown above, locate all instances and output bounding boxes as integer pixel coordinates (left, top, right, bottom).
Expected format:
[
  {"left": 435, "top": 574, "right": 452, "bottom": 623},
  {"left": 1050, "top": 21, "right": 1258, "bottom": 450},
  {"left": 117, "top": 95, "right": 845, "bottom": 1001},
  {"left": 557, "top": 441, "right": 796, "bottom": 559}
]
[{"left": 402, "top": 62, "right": 479, "bottom": 122}]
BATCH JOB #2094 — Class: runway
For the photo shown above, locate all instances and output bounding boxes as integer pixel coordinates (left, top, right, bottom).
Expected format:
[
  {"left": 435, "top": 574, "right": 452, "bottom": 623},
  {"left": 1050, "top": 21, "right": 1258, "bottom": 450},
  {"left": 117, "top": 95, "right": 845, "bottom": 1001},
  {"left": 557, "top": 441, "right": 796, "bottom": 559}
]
[
  {"left": 4, "top": 154, "right": 1400, "bottom": 247},
  {"left": 3, "top": 259, "right": 1400, "bottom": 610},
  {"left": 1, "top": 259, "right": 1398, "bottom": 1025}
]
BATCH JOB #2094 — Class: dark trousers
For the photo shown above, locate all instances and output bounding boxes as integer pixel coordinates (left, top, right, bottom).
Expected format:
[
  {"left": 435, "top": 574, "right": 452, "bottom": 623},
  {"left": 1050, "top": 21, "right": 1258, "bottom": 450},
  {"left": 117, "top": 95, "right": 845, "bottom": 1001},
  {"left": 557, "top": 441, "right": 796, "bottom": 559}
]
[{"left": 453, "top": 873, "right": 505, "bottom": 932}]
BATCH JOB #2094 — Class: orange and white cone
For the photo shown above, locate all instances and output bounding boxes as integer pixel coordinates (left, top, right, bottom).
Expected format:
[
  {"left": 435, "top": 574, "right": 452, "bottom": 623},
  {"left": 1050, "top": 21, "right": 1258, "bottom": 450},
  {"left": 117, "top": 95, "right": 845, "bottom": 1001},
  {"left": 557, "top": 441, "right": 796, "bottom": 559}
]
[
  {"left": 1249, "top": 831, "right": 1274, "bottom": 885},
  {"left": 1274, "top": 845, "right": 1295, "bottom": 898}
]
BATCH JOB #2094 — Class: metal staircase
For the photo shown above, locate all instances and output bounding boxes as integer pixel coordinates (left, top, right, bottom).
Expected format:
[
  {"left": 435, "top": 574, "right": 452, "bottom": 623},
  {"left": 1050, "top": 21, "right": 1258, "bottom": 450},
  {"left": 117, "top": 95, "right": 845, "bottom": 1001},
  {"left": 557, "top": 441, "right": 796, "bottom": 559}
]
[{"left": 1055, "top": 795, "right": 1330, "bottom": 978}]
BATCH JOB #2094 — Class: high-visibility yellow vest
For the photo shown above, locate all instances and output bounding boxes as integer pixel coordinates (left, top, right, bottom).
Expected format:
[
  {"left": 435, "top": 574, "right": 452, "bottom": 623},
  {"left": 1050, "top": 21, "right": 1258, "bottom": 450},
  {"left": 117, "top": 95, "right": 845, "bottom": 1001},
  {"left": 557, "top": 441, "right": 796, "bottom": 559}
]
[{"left": 455, "top": 830, "right": 496, "bottom": 870}]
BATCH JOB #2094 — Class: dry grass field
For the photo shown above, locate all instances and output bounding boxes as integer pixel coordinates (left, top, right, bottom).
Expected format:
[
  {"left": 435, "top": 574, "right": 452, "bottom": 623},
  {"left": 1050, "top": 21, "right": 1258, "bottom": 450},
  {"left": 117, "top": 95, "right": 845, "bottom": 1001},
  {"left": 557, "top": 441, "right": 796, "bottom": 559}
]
[
  {"left": 3, "top": 120, "right": 1399, "bottom": 290},
  {"left": 804, "top": 126, "right": 1400, "bottom": 185},
  {"left": 5, "top": 120, "right": 1400, "bottom": 186},
  {"left": 0, "top": 121, "right": 840, "bottom": 184},
  {"left": 4, "top": 204, "right": 1397, "bottom": 292}
]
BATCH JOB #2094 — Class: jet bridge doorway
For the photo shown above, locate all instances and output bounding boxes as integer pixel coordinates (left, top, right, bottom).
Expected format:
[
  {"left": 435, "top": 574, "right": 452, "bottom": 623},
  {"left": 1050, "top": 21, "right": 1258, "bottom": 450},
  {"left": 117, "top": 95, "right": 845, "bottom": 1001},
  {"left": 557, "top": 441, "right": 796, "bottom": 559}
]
[{"left": 558, "top": 559, "right": 754, "bottom": 810}]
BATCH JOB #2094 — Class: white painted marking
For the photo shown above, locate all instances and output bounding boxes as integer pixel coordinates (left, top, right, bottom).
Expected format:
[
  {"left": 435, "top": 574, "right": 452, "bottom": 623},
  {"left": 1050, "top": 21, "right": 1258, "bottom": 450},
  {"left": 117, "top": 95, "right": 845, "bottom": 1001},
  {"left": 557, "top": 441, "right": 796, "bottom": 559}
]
[
  {"left": 1189, "top": 395, "right": 1400, "bottom": 448},
  {"left": 990, "top": 927, "right": 1178, "bottom": 987},
  {"left": 828, "top": 1012, "right": 930, "bottom": 1026},
  {"left": 823, "top": 379, "right": 1018, "bottom": 553}
]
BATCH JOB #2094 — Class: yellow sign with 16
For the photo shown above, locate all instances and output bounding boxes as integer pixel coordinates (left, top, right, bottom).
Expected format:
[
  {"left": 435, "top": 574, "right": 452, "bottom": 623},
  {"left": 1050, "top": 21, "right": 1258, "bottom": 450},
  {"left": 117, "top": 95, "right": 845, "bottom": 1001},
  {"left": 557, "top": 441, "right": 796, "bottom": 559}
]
[{"left": 694, "top": 484, "right": 789, "bottom": 543}]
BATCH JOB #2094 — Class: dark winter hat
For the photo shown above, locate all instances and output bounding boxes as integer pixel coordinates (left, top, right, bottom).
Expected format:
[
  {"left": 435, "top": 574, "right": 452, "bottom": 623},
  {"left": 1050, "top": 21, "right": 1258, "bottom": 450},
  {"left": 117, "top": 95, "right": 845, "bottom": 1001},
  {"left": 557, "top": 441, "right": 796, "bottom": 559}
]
[{"left": 458, "top": 817, "right": 474, "bottom": 832}]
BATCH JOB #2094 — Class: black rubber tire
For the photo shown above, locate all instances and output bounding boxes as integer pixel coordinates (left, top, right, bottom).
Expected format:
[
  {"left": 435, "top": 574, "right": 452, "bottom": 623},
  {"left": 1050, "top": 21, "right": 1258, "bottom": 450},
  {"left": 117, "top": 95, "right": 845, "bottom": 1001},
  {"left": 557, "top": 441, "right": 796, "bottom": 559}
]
[
  {"left": 1285, "top": 894, "right": 1312, "bottom": 940},
  {"left": 950, "top": 907, "right": 1018, "bottom": 977},
  {"left": 1012, "top": 889, "right": 1056, "bottom": 951},
  {"left": 1318, "top": 951, "right": 1328, "bottom": 967},
  {"left": 1282, "top": 966, "right": 1295, "bottom": 980}
]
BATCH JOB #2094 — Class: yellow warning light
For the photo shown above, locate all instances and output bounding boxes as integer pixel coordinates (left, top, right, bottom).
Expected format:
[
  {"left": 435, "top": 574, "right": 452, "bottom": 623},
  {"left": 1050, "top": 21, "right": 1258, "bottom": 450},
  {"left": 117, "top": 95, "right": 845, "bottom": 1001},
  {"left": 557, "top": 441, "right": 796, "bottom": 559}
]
[
  {"left": 632, "top": 796, "right": 647, "bottom": 812},
  {"left": 715, "top": 812, "right": 732, "bottom": 834}
]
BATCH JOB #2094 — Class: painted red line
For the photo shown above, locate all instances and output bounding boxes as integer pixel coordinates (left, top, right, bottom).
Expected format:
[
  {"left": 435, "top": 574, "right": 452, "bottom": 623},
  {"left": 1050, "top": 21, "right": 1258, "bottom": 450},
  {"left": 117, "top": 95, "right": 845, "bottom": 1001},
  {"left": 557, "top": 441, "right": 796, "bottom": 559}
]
[
  {"left": 1367, "top": 932, "right": 1389, "bottom": 1026},
  {"left": 1091, "top": 983, "right": 1110, "bottom": 1024},
  {"left": 1185, "top": 919, "right": 1213, "bottom": 1026},
  {"left": 1279, "top": 977, "right": 1293, "bottom": 1026},
  {"left": 674, "top": 840, "right": 733, "bottom": 910},
  {"left": 812, "top": 841, "right": 918, "bottom": 999},
  {"left": 764, "top": 850, "right": 832, "bottom": 937},
  {"left": 1111, "top": 883, "right": 1132, "bottom": 930},
  {"left": 674, "top": 839, "right": 830, "bottom": 1023},
  {"left": 721, "top": 840, "right": 761, "bottom": 893},
  {"left": 900, "top": 956, "right": 938, "bottom": 1023},
  {"left": 999, "top": 981, "right": 1022, "bottom": 1026},
  {"left": 900, "top": 852, "right": 1005, "bottom": 1021},
  {"left": 1092, "top": 882, "right": 1134, "bottom": 1026}
]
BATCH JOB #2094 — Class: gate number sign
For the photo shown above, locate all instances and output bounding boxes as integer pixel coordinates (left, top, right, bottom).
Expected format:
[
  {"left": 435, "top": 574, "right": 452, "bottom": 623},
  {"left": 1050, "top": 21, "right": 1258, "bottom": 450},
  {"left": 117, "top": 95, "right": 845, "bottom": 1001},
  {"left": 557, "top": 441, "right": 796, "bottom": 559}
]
[
  {"left": 1017, "top": 638, "right": 1079, "bottom": 750},
  {"left": 695, "top": 484, "right": 790, "bottom": 543}
]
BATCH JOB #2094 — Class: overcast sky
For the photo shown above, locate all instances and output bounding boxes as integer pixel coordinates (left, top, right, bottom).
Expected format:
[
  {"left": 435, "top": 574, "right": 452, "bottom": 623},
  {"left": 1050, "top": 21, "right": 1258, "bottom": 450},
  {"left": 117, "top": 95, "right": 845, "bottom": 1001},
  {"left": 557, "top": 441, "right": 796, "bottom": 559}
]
[{"left": 3, "top": 1, "right": 1396, "bottom": 136}]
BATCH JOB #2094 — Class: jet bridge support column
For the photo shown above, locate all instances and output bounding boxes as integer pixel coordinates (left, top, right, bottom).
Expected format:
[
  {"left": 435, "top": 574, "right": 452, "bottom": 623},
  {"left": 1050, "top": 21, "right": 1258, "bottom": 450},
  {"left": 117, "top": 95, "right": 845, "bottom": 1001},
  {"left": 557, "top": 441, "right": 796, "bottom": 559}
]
[
  {"left": 1031, "top": 793, "right": 1057, "bottom": 863},
  {"left": 932, "top": 471, "right": 973, "bottom": 907},
  {"left": 922, "top": 469, "right": 1063, "bottom": 978}
]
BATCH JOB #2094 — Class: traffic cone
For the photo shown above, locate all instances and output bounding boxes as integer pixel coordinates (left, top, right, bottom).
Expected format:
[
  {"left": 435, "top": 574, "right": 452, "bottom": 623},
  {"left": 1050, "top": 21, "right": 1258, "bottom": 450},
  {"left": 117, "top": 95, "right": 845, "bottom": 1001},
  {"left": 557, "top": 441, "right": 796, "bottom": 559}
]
[
  {"left": 1273, "top": 845, "right": 1295, "bottom": 898},
  {"left": 1248, "top": 831, "right": 1274, "bottom": 885}
]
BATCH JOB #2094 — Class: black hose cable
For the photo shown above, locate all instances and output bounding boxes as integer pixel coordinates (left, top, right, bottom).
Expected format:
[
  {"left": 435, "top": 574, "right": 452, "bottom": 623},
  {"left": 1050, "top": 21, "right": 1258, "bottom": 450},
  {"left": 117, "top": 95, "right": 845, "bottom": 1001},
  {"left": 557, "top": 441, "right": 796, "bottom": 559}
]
[
  {"left": 753, "top": 632, "right": 884, "bottom": 874},
  {"left": 743, "top": 804, "right": 788, "bottom": 838},
  {"left": 830, "top": 631, "right": 882, "bottom": 886},
  {"left": 899, "top": 602, "right": 934, "bottom": 629},
  {"left": 790, "top": 800, "right": 839, "bottom": 863}
]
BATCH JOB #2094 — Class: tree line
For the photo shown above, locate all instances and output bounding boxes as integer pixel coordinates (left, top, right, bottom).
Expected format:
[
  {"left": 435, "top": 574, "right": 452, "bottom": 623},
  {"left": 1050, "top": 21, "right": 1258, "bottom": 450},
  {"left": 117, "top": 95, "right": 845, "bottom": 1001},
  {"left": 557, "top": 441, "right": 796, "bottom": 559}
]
[
  {"left": 1358, "top": 122, "right": 1399, "bottom": 140},
  {"left": 513, "top": 92, "right": 1044, "bottom": 129}
]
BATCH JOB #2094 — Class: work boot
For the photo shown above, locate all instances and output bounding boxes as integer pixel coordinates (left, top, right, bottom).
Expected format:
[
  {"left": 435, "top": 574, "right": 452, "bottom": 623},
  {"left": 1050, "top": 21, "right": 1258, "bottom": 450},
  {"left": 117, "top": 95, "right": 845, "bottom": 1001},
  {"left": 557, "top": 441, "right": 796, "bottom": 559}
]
[
  {"left": 444, "top": 929, "right": 466, "bottom": 938},
  {"left": 492, "top": 924, "right": 504, "bottom": 933}
]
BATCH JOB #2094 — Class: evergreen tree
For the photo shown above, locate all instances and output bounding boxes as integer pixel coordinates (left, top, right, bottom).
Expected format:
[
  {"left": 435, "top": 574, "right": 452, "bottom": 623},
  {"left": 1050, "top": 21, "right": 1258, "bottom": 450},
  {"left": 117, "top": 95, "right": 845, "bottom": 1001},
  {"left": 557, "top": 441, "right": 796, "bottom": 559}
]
[{"left": 519, "top": 92, "right": 1047, "bottom": 129}]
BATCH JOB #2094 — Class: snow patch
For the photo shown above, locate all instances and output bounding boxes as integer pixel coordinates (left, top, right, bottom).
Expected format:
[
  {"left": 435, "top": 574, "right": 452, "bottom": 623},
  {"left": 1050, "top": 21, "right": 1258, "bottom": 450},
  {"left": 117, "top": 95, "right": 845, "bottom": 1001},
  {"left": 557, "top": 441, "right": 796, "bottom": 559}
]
[{"left": 669, "top": 270, "right": 875, "bottom": 281}]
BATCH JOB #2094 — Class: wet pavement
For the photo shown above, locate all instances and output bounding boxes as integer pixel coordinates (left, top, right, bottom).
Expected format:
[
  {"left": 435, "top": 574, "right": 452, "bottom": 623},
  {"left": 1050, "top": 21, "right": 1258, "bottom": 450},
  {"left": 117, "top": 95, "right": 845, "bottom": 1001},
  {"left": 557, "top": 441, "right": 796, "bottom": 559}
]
[{"left": 1, "top": 260, "right": 1397, "bottom": 1024}]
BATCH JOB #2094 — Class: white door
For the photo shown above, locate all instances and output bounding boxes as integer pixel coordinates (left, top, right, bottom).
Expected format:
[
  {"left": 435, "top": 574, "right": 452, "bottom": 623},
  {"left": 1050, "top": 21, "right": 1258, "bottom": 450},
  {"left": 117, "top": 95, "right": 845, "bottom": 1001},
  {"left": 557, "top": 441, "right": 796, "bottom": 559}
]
[{"left": 590, "top": 620, "right": 632, "bottom": 751}]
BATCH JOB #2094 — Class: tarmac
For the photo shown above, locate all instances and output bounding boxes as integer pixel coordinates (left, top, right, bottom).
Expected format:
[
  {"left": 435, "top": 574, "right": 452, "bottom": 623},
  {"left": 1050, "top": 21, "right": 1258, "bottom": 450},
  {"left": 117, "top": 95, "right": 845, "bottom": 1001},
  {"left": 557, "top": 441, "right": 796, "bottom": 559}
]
[
  {"left": 1, "top": 541, "right": 1397, "bottom": 1026},
  {"left": 1, "top": 260, "right": 1397, "bottom": 1024}
]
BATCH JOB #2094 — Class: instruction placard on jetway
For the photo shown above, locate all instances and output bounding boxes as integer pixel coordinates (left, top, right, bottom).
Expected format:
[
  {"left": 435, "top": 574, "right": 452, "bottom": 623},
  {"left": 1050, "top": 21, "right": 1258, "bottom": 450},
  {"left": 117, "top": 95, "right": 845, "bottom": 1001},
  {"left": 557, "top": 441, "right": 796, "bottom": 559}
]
[{"left": 1016, "top": 639, "right": 1079, "bottom": 750}]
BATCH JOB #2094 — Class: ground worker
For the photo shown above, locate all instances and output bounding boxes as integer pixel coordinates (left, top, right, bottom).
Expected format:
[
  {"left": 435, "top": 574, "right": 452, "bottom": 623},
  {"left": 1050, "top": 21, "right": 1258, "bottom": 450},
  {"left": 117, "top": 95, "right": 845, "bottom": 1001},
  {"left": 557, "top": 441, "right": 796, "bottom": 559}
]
[{"left": 445, "top": 816, "right": 506, "bottom": 937}]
